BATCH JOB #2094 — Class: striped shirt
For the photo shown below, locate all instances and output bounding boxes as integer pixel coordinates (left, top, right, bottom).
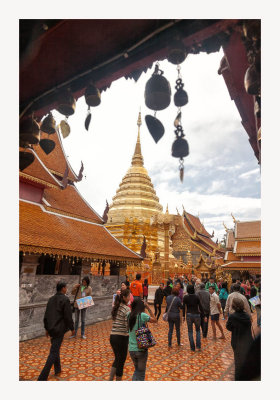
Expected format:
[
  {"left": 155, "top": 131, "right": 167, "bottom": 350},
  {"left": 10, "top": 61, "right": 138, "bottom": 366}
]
[{"left": 111, "top": 304, "right": 130, "bottom": 336}]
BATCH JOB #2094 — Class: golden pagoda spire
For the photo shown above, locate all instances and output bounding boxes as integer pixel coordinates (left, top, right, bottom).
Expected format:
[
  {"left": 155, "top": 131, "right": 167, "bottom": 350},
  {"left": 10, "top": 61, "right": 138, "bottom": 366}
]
[{"left": 132, "top": 112, "right": 144, "bottom": 167}]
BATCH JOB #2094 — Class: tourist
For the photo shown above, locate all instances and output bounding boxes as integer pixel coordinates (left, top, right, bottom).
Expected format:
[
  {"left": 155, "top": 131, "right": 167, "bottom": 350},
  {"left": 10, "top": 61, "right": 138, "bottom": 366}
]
[
  {"left": 209, "top": 286, "right": 226, "bottom": 340},
  {"left": 205, "top": 276, "right": 218, "bottom": 293},
  {"left": 113, "top": 282, "right": 134, "bottom": 308},
  {"left": 226, "top": 297, "right": 253, "bottom": 380},
  {"left": 124, "top": 275, "right": 130, "bottom": 288},
  {"left": 219, "top": 282, "right": 228, "bottom": 319},
  {"left": 154, "top": 283, "right": 165, "bottom": 320},
  {"left": 194, "top": 278, "right": 201, "bottom": 293},
  {"left": 130, "top": 273, "right": 143, "bottom": 300},
  {"left": 182, "top": 284, "right": 203, "bottom": 351},
  {"left": 197, "top": 283, "right": 211, "bottom": 338},
  {"left": 142, "top": 278, "right": 149, "bottom": 302},
  {"left": 128, "top": 298, "right": 157, "bottom": 381},
  {"left": 109, "top": 288, "right": 131, "bottom": 381},
  {"left": 176, "top": 280, "right": 184, "bottom": 303},
  {"left": 166, "top": 287, "right": 183, "bottom": 348},
  {"left": 38, "top": 281, "right": 74, "bottom": 381},
  {"left": 230, "top": 279, "right": 237, "bottom": 293},
  {"left": 224, "top": 284, "right": 251, "bottom": 319},
  {"left": 70, "top": 276, "right": 92, "bottom": 339},
  {"left": 163, "top": 280, "right": 172, "bottom": 298},
  {"left": 217, "top": 278, "right": 224, "bottom": 291},
  {"left": 236, "top": 279, "right": 246, "bottom": 295},
  {"left": 250, "top": 279, "right": 261, "bottom": 327}
]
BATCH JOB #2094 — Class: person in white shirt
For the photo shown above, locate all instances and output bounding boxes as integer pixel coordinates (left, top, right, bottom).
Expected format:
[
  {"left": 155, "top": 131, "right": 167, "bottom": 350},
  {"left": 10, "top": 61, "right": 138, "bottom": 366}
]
[
  {"left": 224, "top": 284, "right": 252, "bottom": 320},
  {"left": 209, "top": 286, "right": 226, "bottom": 340}
]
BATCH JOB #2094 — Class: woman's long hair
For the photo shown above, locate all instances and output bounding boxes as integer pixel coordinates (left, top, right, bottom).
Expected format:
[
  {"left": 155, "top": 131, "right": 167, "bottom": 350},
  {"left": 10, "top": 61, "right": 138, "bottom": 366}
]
[
  {"left": 111, "top": 289, "right": 130, "bottom": 320},
  {"left": 128, "top": 298, "right": 145, "bottom": 331}
]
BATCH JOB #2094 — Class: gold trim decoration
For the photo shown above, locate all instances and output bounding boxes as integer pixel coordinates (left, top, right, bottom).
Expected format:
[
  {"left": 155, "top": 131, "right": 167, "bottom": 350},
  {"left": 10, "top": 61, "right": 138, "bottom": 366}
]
[
  {"left": 20, "top": 172, "right": 60, "bottom": 189},
  {"left": 44, "top": 206, "right": 98, "bottom": 223},
  {"left": 19, "top": 244, "right": 141, "bottom": 262}
]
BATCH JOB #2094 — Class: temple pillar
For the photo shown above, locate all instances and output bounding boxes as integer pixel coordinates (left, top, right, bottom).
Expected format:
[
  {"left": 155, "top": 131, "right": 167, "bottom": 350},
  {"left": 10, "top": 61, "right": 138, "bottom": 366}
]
[
  {"left": 81, "top": 259, "right": 91, "bottom": 276},
  {"left": 164, "top": 222, "right": 170, "bottom": 281},
  {"left": 20, "top": 254, "right": 40, "bottom": 288}
]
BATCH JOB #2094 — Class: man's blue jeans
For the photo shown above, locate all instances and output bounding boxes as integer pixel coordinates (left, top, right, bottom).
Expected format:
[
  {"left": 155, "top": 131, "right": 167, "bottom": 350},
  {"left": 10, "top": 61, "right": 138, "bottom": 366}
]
[
  {"left": 186, "top": 313, "right": 201, "bottom": 351},
  {"left": 74, "top": 308, "right": 87, "bottom": 336},
  {"left": 129, "top": 350, "right": 148, "bottom": 381}
]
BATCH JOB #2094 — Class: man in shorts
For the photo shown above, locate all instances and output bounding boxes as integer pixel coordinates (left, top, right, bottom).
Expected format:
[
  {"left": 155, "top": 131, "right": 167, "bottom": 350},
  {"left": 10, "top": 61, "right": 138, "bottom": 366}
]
[{"left": 209, "top": 286, "right": 226, "bottom": 340}]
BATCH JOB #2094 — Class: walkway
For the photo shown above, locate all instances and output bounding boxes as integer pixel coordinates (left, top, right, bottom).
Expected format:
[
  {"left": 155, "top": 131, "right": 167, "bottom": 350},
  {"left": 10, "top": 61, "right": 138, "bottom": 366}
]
[{"left": 19, "top": 313, "right": 258, "bottom": 381}]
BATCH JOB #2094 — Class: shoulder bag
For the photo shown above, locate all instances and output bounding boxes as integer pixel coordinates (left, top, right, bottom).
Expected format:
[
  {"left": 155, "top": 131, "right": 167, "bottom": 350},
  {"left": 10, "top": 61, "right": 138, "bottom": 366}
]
[
  {"left": 162, "top": 295, "right": 176, "bottom": 322},
  {"left": 135, "top": 314, "right": 156, "bottom": 349}
]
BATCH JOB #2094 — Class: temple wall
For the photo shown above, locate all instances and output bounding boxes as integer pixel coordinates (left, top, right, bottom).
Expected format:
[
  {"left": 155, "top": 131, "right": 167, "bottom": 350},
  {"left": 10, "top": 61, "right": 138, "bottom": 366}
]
[{"left": 19, "top": 275, "right": 125, "bottom": 341}]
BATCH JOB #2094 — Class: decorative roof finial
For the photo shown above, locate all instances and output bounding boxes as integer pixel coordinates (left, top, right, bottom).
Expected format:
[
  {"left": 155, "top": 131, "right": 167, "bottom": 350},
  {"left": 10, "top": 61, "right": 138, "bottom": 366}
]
[
  {"left": 166, "top": 204, "right": 169, "bottom": 214},
  {"left": 132, "top": 111, "right": 144, "bottom": 167},
  {"left": 137, "top": 110, "right": 142, "bottom": 128},
  {"left": 223, "top": 221, "right": 229, "bottom": 231},
  {"left": 231, "top": 212, "right": 237, "bottom": 223}
]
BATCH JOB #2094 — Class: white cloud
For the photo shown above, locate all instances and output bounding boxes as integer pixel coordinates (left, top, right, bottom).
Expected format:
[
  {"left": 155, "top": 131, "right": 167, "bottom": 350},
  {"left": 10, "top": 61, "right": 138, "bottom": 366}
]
[{"left": 239, "top": 168, "right": 260, "bottom": 179}]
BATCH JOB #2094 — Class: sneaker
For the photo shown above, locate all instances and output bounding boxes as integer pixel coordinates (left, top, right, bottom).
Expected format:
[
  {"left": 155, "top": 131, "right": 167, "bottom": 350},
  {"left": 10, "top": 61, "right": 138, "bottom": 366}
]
[{"left": 81, "top": 335, "right": 87, "bottom": 339}]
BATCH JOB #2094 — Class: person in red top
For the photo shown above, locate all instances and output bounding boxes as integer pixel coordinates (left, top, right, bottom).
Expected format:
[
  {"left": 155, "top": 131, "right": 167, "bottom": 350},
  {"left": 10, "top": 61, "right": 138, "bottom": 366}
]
[{"left": 130, "top": 273, "right": 143, "bottom": 300}]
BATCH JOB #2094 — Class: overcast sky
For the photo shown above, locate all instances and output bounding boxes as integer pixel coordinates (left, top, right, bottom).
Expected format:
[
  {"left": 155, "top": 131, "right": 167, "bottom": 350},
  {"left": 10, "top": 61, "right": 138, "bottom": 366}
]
[{"left": 51, "top": 49, "right": 261, "bottom": 241}]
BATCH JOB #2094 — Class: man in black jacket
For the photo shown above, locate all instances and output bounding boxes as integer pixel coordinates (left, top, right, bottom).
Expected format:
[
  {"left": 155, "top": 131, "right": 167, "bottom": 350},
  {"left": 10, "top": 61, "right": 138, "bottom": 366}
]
[
  {"left": 38, "top": 281, "right": 75, "bottom": 381},
  {"left": 154, "top": 283, "right": 165, "bottom": 320},
  {"left": 196, "top": 283, "right": 211, "bottom": 338}
]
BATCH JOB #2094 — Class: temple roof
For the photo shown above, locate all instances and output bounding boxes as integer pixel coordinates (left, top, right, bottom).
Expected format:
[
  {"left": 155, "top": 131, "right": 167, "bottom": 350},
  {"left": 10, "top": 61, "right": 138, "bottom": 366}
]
[
  {"left": 224, "top": 251, "right": 240, "bottom": 261},
  {"left": 235, "top": 220, "right": 261, "bottom": 239},
  {"left": 19, "top": 200, "right": 142, "bottom": 261},
  {"left": 43, "top": 184, "right": 103, "bottom": 224},
  {"left": 19, "top": 148, "right": 62, "bottom": 189},
  {"left": 226, "top": 230, "right": 235, "bottom": 249},
  {"left": 221, "top": 261, "right": 261, "bottom": 271},
  {"left": 35, "top": 130, "right": 78, "bottom": 182},
  {"left": 234, "top": 240, "right": 261, "bottom": 256}
]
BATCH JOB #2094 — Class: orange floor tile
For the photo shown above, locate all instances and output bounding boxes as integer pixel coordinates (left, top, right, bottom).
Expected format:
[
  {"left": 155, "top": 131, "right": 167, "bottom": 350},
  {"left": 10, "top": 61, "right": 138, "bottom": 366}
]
[{"left": 19, "top": 312, "right": 258, "bottom": 381}]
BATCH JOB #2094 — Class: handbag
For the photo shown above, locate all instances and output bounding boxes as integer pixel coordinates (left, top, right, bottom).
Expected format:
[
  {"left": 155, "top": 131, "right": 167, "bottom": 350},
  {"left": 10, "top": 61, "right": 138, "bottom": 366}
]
[
  {"left": 135, "top": 314, "right": 156, "bottom": 349},
  {"left": 162, "top": 295, "right": 176, "bottom": 322},
  {"left": 72, "top": 286, "right": 80, "bottom": 313}
]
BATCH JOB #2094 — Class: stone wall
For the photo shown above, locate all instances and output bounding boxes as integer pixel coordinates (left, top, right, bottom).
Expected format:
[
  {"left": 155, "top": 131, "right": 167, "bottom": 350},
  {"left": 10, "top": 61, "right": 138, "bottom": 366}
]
[{"left": 19, "top": 275, "right": 125, "bottom": 341}]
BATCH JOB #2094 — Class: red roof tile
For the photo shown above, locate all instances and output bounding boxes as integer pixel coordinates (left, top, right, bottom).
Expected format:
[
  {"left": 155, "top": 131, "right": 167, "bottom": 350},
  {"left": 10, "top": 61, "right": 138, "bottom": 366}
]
[
  {"left": 35, "top": 130, "right": 77, "bottom": 181},
  {"left": 235, "top": 241, "right": 261, "bottom": 255},
  {"left": 225, "top": 251, "right": 240, "bottom": 261},
  {"left": 185, "top": 212, "right": 211, "bottom": 237},
  {"left": 235, "top": 221, "right": 261, "bottom": 239},
  {"left": 221, "top": 261, "right": 261, "bottom": 270},
  {"left": 43, "top": 185, "right": 103, "bottom": 224},
  {"left": 19, "top": 148, "right": 62, "bottom": 188},
  {"left": 19, "top": 200, "right": 142, "bottom": 260}
]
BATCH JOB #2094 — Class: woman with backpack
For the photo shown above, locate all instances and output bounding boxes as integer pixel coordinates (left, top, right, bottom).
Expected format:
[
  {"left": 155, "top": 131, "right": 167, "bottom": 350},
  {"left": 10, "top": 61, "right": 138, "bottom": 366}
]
[
  {"left": 219, "top": 282, "right": 228, "bottom": 320},
  {"left": 128, "top": 298, "right": 157, "bottom": 381},
  {"left": 109, "top": 288, "right": 131, "bottom": 381},
  {"left": 142, "top": 279, "right": 149, "bottom": 302}
]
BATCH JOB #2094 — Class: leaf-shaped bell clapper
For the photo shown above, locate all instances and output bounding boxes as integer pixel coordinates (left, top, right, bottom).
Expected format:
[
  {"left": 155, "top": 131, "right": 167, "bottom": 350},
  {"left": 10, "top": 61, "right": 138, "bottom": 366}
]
[
  {"left": 144, "top": 64, "right": 171, "bottom": 111},
  {"left": 19, "top": 150, "right": 35, "bottom": 171},
  {"left": 39, "top": 138, "right": 56, "bottom": 155},
  {"left": 59, "top": 119, "right": 70, "bottom": 138},
  {"left": 167, "top": 39, "right": 187, "bottom": 65},
  {"left": 85, "top": 84, "right": 101, "bottom": 107},
  {"left": 20, "top": 115, "right": 40, "bottom": 147},
  {"left": 174, "top": 88, "right": 188, "bottom": 107},
  {"left": 171, "top": 136, "right": 189, "bottom": 159},
  {"left": 244, "top": 64, "right": 260, "bottom": 95},
  {"left": 40, "top": 112, "right": 56, "bottom": 134},
  {"left": 145, "top": 115, "right": 165, "bottom": 143},
  {"left": 56, "top": 89, "right": 76, "bottom": 116}
]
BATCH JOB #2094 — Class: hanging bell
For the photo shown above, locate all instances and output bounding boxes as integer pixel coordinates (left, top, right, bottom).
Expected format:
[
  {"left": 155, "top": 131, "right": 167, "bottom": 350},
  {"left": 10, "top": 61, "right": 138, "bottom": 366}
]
[
  {"left": 56, "top": 89, "right": 76, "bottom": 116},
  {"left": 20, "top": 115, "right": 40, "bottom": 147},
  {"left": 172, "top": 136, "right": 189, "bottom": 158},
  {"left": 167, "top": 39, "right": 187, "bottom": 65},
  {"left": 39, "top": 138, "right": 56, "bottom": 155},
  {"left": 145, "top": 115, "right": 165, "bottom": 143},
  {"left": 19, "top": 150, "right": 35, "bottom": 171},
  {"left": 85, "top": 84, "right": 101, "bottom": 107},
  {"left": 244, "top": 64, "right": 260, "bottom": 95},
  {"left": 144, "top": 64, "right": 171, "bottom": 111},
  {"left": 254, "top": 96, "right": 261, "bottom": 118},
  {"left": 174, "top": 88, "right": 188, "bottom": 107},
  {"left": 40, "top": 112, "right": 56, "bottom": 134},
  {"left": 59, "top": 119, "right": 71, "bottom": 138}
]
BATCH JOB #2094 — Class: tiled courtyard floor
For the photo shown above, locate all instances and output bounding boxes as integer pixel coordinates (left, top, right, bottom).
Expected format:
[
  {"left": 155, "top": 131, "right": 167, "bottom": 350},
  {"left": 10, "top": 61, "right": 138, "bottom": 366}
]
[{"left": 19, "top": 313, "right": 258, "bottom": 381}]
